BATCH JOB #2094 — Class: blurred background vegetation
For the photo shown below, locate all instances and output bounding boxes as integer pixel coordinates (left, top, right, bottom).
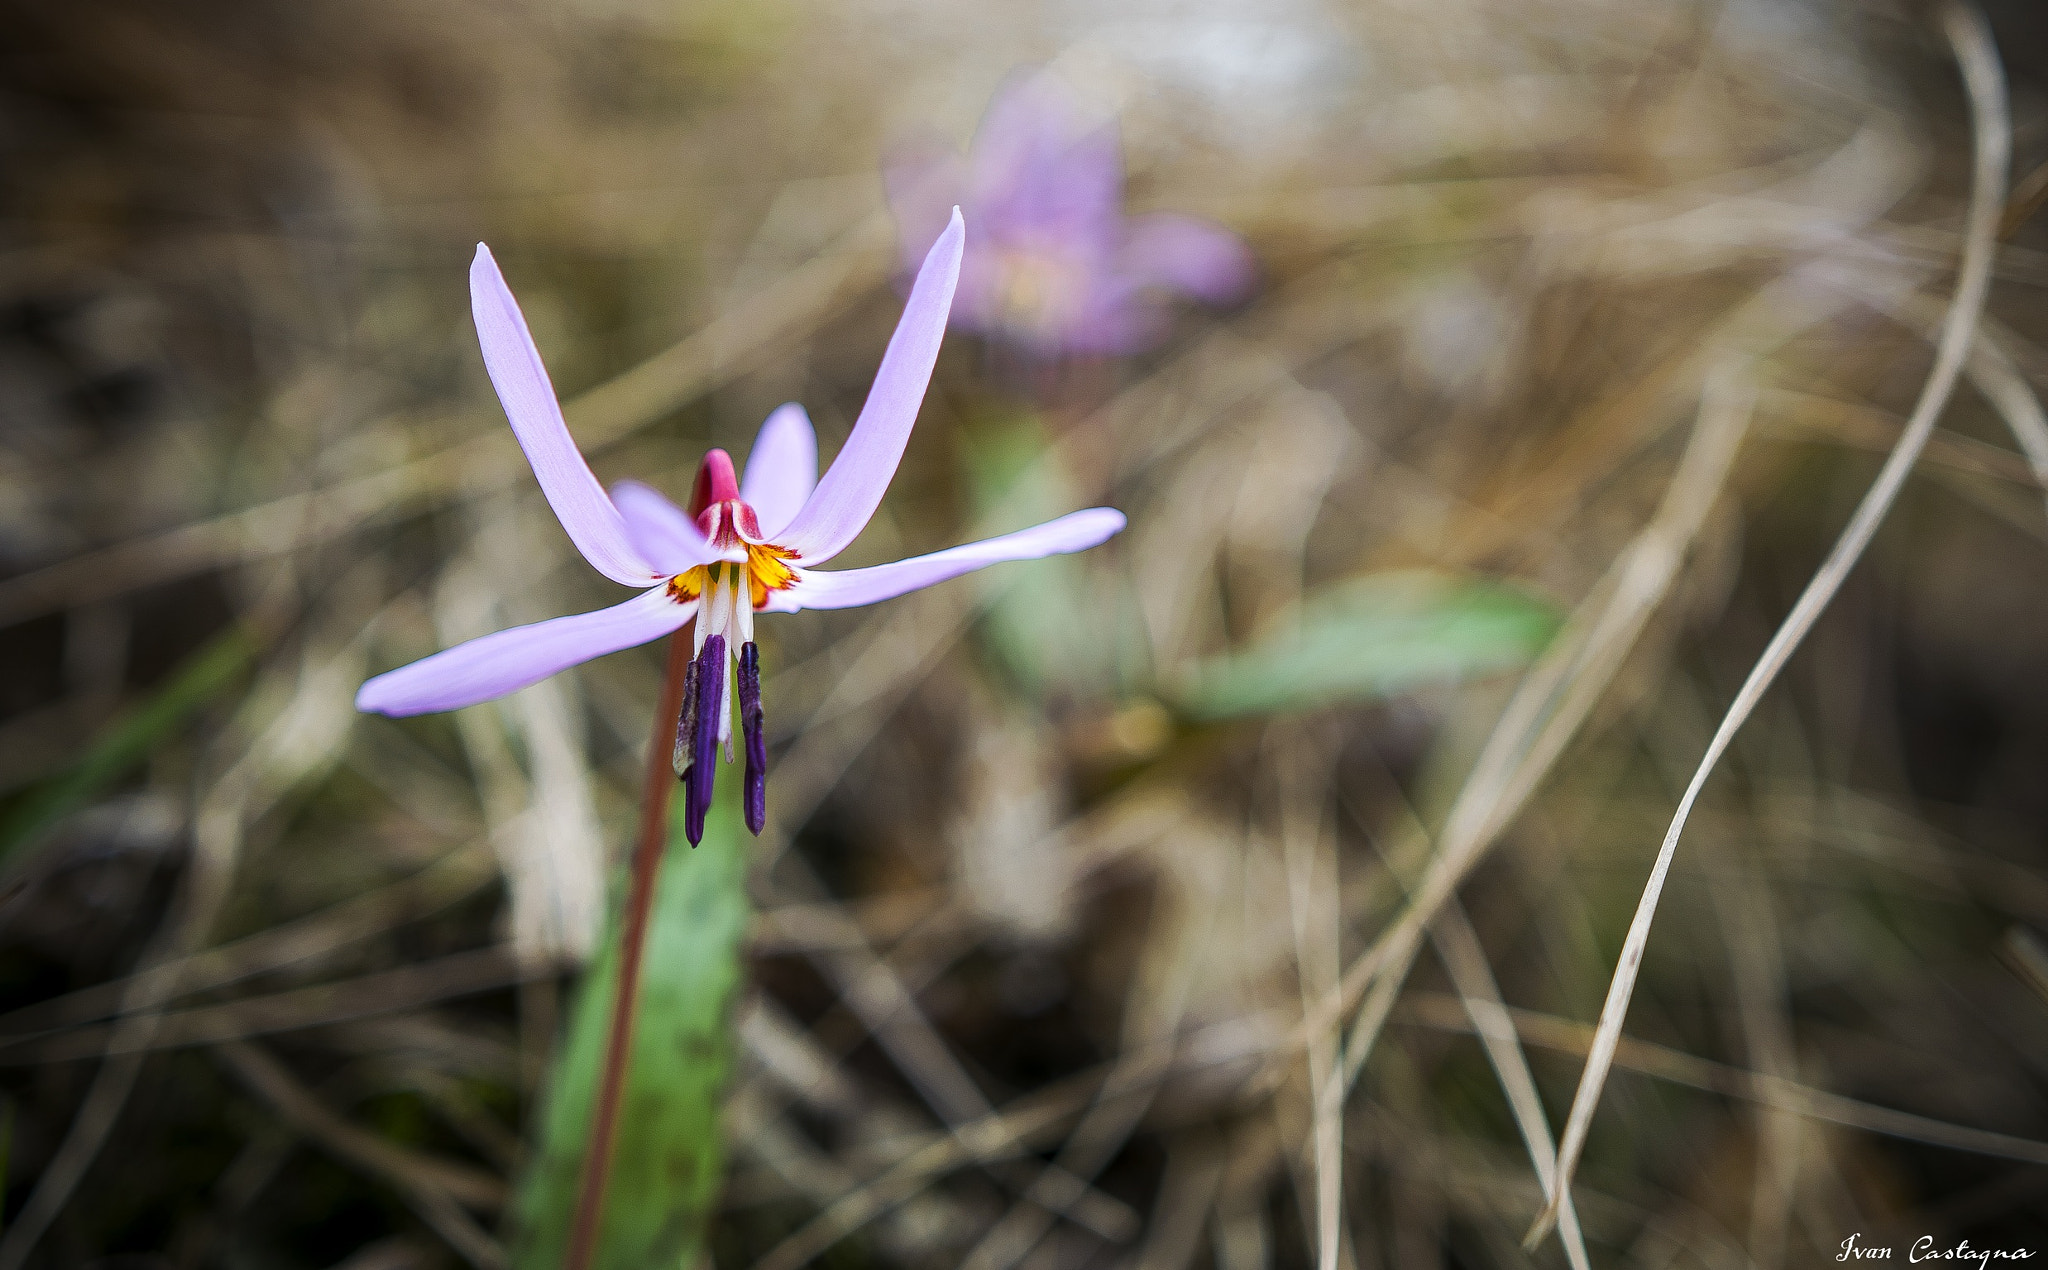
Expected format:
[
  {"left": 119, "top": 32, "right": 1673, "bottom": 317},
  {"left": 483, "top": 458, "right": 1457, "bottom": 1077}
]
[{"left": 4, "top": 0, "right": 2048, "bottom": 1266}]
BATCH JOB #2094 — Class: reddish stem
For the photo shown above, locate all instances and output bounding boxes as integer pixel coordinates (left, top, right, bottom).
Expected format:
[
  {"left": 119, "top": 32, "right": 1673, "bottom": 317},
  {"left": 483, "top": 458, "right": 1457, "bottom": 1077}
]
[{"left": 563, "top": 627, "right": 694, "bottom": 1270}]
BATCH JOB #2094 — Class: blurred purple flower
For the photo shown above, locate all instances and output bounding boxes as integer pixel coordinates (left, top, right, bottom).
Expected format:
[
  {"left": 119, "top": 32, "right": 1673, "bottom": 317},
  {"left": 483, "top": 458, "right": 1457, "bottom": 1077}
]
[
  {"left": 357, "top": 210, "right": 1125, "bottom": 840},
  {"left": 887, "top": 74, "right": 1254, "bottom": 356}
]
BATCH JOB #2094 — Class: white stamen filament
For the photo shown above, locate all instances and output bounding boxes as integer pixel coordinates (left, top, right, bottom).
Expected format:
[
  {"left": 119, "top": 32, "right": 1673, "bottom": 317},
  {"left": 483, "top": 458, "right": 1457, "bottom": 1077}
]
[
  {"left": 697, "top": 564, "right": 730, "bottom": 658},
  {"left": 689, "top": 562, "right": 751, "bottom": 761}
]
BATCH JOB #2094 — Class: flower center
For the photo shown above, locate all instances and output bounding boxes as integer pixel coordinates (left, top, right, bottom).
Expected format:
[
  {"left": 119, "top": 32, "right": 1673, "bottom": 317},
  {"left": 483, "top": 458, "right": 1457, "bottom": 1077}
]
[
  {"left": 994, "top": 246, "right": 1084, "bottom": 338},
  {"left": 669, "top": 559, "right": 772, "bottom": 842},
  {"left": 665, "top": 542, "right": 797, "bottom": 612}
]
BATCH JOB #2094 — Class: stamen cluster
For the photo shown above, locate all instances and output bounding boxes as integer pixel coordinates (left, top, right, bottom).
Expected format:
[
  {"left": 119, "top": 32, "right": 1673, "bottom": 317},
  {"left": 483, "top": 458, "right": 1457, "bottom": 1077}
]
[{"left": 670, "top": 560, "right": 770, "bottom": 843}]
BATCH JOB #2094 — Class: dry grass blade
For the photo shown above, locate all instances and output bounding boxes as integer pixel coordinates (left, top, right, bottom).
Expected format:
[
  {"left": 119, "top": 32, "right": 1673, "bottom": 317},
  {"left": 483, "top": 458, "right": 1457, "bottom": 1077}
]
[
  {"left": 0, "top": 212, "right": 893, "bottom": 631},
  {"left": 1129, "top": 1132, "right": 1226, "bottom": 1270},
  {"left": 2, "top": 946, "right": 529, "bottom": 1063},
  {"left": 214, "top": 1039, "right": 508, "bottom": 1269},
  {"left": 2002, "top": 927, "right": 2048, "bottom": 1007},
  {"left": 1398, "top": 993, "right": 2048, "bottom": 1169},
  {"left": 1825, "top": 277, "right": 2048, "bottom": 527},
  {"left": 1429, "top": 903, "right": 1592, "bottom": 1270},
  {"left": 1966, "top": 328, "right": 2048, "bottom": 527},
  {"left": 955, "top": 796, "right": 1217, "bottom": 1270},
  {"left": 0, "top": 630, "right": 367, "bottom": 1270},
  {"left": 746, "top": 1073, "right": 1106, "bottom": 1270},
  {"left": 1528, "top": 1, "right": 2011, "bottom": 1244},
  {"left": 1318, "top": 364, "right": 1758, "bottom": 1081},
  {"left": 1703, "top": 840, "right": 1802, "bottom": 1270},
  {"left": 1274, "top": 744, "right": 1347, "bottom": 1270},
  {"left": 0, "top": 840, "right": 493, "bottom": 1039}
]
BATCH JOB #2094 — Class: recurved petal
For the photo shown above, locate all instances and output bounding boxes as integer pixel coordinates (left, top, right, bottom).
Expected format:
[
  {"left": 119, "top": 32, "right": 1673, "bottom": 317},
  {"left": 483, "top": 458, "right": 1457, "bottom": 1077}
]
[
  {"left": 1120, "top": 213, "right": 1256, "bottom": 304},
  {"left": 772, "top": 209, "right": 964, "bottom": 565},
  {"left": 765, "top": 507, "right": 1125, "bottom": 613},
  {"left": 471, "top": 246, "right": 660, "bottom": 587},
  {"left": 357, "top": 587, "right": 693, "bottom": 717},
  {"left": 611, "top": 480, "right": 739, "bottom": 572},
  {"left": 738, "top": 403, "right": 818, "bottom": 540}
]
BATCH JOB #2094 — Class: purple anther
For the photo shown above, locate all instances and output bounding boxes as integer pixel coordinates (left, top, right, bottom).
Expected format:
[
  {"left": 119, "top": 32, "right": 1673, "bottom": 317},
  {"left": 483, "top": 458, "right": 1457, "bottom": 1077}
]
[
  {"left": 739, "top": 642, "right": 766, "bottom": 835},
  {"left": 685, "top": 635, "right": 726, "bottom": 845},
  {"left": 672, "top": 649, "right": 700, "bottom": 783}
]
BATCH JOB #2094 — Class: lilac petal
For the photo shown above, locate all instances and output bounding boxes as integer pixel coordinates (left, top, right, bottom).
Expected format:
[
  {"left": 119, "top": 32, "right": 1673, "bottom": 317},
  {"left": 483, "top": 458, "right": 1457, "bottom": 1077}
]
[
  {"left": 738, "top": 404, "right": 818, "bottom": 540},
  {"left": 773, "top": 209, "right": 965, "bottom": 565},
  {"left": 470, "top": 246, "right": 659, "bottom": 587},
  {"left": 1120, "top": 214, "right": 1256, "bottom": 304},
  {"left": 970, "top": 75, "right": 1121, "bottom": 246},
  {"left": 357, "top": 587, "right": 692, "bottom": 717},
  {"left": 766, "top": 507, "right": 1125, "bottom": 613},
  {"left": 610, "top": 480, "right": 734, "bottom": 573}
]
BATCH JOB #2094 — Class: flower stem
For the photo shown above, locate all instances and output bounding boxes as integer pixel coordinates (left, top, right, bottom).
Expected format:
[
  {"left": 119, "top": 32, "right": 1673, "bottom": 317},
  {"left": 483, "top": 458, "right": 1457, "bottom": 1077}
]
[{"left": 563, "top": 626, "right": 694, "bottom": 1270}]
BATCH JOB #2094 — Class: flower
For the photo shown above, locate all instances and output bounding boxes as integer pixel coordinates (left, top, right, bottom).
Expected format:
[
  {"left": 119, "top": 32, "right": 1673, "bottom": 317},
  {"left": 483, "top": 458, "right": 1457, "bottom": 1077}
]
[
  {"left": 886, "top": 73, "right": 1254, "bottom": 356},
  {"left": 357, "top": 211, "right": 1126, "bottom": 841}
]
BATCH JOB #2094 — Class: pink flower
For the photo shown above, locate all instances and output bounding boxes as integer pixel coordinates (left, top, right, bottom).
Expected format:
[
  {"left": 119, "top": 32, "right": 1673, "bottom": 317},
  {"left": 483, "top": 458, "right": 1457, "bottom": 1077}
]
[
  {"left": 357, "top": 212, "right": 1125, "bottom": 840},
  {"left": 887, "top": 74, "right": 1255, "bottom": 356}
]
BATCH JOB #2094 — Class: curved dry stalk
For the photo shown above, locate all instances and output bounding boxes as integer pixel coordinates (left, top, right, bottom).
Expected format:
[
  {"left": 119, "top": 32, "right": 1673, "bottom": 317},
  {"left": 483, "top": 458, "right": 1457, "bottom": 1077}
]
[
  {"left": 1319, "top": 364, "right": 1758, "bottom": 1083},
  {"left": 1397, "top": 992, "right": 2048, "bottom": 1171},
  {"left": 1429, "top": 904, "right": 1592, "bottom": 1270},
  {"left": 1824, "top": 279, "right": 2048, "bottom": 526},
  {"left": 1965, "top": 328, "right": 2048, "bottom": 527},
  {"left": 1526, "top": 0, "right": 2010, "bottom": 1246}
]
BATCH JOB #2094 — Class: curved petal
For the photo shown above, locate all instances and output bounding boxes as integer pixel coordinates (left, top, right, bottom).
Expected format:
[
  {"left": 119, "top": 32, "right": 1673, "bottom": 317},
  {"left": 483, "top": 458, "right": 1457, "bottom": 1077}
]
[
  {"left": 1119, "top": 214, "right": 1256, "bottom": 304},
  {"left": 739, "top": 403, "right": 819, "bottom": 539},
  {"left": 610, "top": 480, "right": 738, "bottom": 572},
  {"left": 773, "top": 209, "right": 965, "bottom": 564},
  {"left": 766, "top": 507, "right": 1125, "bottom": 613},
  {"left": 471, "top": 246, "right": 659, "bottom": 587},
  {"left": 970, "top": 74, "right": 1121, "bottom": 250},
  {"left": 358, "top": 587, "right": 693, "bottom": 717}
]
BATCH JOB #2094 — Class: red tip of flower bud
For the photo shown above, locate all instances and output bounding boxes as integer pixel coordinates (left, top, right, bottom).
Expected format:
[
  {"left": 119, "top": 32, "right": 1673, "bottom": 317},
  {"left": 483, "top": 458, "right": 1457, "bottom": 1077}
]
[{"left": 689, "top": 449, "right": 741, "bottom": 517}]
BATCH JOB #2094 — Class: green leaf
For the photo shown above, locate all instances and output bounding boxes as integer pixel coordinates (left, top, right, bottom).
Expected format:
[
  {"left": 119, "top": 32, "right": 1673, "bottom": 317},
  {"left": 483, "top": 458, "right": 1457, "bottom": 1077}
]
[
  {"left": 0, "top": 625, "right": 256, "bottom": 867},
  {"left": 967, "top": 409, "right": 1137, "bottom": 695},
  {"left": 1176, "top": 571, "right": 1559, "bottom": 720},
  {"left": 511, "top": 778, "right": 751, "bottom": 1269}
]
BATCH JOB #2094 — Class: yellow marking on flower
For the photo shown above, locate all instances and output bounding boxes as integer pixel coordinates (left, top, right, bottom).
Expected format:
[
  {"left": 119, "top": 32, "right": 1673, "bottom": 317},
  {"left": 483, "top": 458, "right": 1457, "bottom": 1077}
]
[
  {"left": 995, "top": 247, "right": 1082, "bottom": 338},
  {"left": 745, "top": 542, "right": 799, "bottom": 609},
  {"left": 668, "top": 545, "right": 797, "bottom": 611}
]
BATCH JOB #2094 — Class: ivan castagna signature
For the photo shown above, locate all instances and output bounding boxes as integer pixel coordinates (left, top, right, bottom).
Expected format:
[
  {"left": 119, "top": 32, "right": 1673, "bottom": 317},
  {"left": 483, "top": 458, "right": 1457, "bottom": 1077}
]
[{"left": 1839, "top": 1234, "right": 2035, "bottom": 1264}]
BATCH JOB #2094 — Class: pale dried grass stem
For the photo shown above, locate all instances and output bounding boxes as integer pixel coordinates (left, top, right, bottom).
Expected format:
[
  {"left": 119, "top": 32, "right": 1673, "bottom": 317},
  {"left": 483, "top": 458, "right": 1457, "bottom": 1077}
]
[{"left": 1529, "top": 1, "right": 2010, "bottom": 1243}]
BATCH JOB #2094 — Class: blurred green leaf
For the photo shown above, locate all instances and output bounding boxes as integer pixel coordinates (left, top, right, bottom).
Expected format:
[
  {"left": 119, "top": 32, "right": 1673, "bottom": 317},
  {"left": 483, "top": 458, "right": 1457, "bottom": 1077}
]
[
  {"left": 969, "top": 409, "right": 1137, "bottom": 696},
  {"left": 511, "top": 780, "right": 751, "bottom": 1270},
  {"left": 1176, "top": 571, "right": 1559, "bottom": 720},
  {"left": 0, "top": 626, "right": 255, "bottom": 867}
]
